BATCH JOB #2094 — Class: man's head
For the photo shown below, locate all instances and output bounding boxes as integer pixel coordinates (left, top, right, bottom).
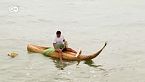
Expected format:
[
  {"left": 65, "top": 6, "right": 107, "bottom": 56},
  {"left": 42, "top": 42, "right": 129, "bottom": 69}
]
[{"left": 56, "top": 31, "right": 61, "bottom": 38}]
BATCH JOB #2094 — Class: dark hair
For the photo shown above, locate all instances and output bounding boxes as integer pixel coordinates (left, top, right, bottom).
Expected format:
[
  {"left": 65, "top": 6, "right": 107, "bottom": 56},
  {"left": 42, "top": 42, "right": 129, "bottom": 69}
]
[{"left": 56, "top": 31, "right": 61, "bottom": 34}]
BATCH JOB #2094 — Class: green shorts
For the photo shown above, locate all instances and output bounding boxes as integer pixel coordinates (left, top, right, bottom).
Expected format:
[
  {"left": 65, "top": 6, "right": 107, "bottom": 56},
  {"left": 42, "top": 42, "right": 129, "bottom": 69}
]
[
  {"left": 54, "top": 43, "right": 65, "bottom": 50},
  {"left": 42, "top": 47, "right": 55, "bottom": 57}
]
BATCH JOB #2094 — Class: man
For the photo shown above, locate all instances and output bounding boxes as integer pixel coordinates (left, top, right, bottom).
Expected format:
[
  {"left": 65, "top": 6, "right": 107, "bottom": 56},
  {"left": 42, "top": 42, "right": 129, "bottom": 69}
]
[
  {"left": 53, "top": 31, "right": 78, "bottom": 64},
  {"left": 53, "top": 31, "right": 77, "bottom": 52}
]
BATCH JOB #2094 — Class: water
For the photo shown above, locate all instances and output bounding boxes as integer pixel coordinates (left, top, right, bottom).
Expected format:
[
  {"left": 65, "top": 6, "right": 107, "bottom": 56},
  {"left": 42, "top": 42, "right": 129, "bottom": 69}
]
[{"left": 0, "top": 0, "right": 145, "bottom": 82}]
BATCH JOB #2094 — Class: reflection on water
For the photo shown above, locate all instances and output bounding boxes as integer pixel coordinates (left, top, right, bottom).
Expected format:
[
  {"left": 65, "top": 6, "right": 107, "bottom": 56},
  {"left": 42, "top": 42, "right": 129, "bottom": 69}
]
[
  {"left": 84, "top": 59, "right": 106, "bottom": 71},
  {"left": 84, "top": 59, "right": 101, "bottom": 67},
  {"left": 51, "top": 57, "right": 106, "bottom": 71},
  {"left": 52, "top": 58, "right": 77, "bottom": 70}
]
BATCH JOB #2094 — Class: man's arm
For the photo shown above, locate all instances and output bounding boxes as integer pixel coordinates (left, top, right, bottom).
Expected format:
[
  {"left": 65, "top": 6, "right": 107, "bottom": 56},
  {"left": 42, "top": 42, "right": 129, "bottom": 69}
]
[
  {"left": 53, "top": 38, "right": 57, "bottom": 49},
  {"left": 53, "top": 43, "right": 57, "bottom": 49}
]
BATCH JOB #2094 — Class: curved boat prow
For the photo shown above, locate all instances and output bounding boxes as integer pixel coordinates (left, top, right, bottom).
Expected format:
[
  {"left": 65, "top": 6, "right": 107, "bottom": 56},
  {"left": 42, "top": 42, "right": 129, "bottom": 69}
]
[
  {"left": 92, "top": 42, "right": 107, "bottom": 58},
  {"left": 79, "top": 42, "right": 107, "bottom": 60}
]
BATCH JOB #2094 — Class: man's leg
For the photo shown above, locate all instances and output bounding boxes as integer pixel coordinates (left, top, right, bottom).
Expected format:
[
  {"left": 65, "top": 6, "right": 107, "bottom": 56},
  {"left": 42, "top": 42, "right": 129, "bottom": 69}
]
[
  {"left": 66, "top": 48, "right": 77, "bottom": 53},
  {"left": 56, "top": 49, "right": 63, "bottom": 64},
  {"left": 64, "top": 41, "right": 77, "bottom": 53}
]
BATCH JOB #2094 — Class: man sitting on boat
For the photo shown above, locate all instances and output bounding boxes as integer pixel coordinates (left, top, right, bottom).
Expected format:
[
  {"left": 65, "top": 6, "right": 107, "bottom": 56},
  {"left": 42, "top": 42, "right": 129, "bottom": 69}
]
[
  {"left": 53, "top": 31, "right": 81, "bottom": 63},
  {"left": 53, "top": 31, "right": 77, "bottom": 53}
]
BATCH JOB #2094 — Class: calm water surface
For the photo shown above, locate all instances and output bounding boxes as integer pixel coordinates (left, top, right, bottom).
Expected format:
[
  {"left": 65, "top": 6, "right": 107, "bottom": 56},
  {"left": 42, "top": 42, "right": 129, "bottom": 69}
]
[{"left": 0, "top": 0, "right": 145, "bottom": 82}]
